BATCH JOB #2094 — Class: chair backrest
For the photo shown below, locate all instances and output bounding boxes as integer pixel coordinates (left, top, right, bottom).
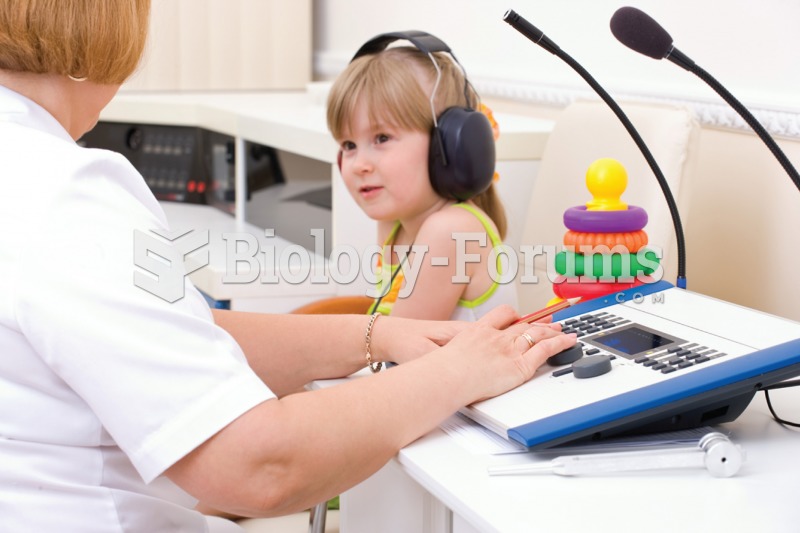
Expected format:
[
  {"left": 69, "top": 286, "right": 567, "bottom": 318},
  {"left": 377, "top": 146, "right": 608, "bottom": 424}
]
[
  {"left": 290, "top": 295, "right": 373, "bottom": 315},
  {"left": 516, "top": 99, "right": 698, "bottom": 312}
]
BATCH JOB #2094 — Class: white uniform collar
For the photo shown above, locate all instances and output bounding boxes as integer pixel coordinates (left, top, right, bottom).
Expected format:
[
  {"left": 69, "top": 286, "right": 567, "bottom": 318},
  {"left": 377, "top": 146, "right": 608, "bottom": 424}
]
[{"left": 0, "top": 83, "right": 75, "bottom": 143}]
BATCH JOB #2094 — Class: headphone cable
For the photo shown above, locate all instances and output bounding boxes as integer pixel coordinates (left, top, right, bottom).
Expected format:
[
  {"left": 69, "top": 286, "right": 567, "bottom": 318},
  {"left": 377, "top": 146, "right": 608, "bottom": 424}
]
[
  {"left": 762, "top": 379, "right": 800, "bottom": 428},
  {"left": 368, "top": 242, "right": 414, "bottom": 315}
]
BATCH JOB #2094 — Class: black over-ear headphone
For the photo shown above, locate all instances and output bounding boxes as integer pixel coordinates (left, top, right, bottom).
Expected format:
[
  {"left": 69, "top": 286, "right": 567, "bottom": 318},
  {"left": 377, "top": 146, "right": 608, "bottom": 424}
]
[{"left": 351, "top": 31, "right": 496, "bottom": 201}]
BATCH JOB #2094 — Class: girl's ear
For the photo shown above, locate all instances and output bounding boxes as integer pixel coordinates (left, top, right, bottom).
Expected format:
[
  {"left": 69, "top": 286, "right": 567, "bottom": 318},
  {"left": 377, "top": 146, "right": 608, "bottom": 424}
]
[{"left": 337, "top": 150, "right": 343, "bottom": 172}]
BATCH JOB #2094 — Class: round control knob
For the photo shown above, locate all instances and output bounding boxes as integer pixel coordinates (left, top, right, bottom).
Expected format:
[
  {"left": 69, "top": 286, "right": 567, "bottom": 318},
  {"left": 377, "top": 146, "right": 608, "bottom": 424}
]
[
  {"left": 126, "top": 127, "right": 144, "bottom": 151},
  {"left": 572, "top": 354, "right": 613, "bottom": 379},
  {"left": 547, "top": 345, "right": 584, "bottom": 367}
]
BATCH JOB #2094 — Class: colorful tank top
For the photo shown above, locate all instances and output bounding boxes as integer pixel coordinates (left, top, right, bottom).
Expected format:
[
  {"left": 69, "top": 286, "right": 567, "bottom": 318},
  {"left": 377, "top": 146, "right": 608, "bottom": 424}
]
[{"left": 369, "top": 203, "right": 518, "bottom": 320}]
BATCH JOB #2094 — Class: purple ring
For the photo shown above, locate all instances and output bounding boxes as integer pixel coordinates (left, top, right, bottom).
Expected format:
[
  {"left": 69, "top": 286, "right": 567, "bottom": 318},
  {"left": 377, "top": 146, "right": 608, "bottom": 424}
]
[{"left": 563, "top": 205, "right": 648, "bottom": 233}]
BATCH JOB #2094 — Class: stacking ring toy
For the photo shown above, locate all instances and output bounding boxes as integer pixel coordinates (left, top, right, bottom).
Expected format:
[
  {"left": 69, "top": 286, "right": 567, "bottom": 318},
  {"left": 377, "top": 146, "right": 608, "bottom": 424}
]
[
  {"left": 554, "top": 249, "right": 660, "bottom": 278},
  {"left": 552, "top": 275, "right": 653, "bottom": 300},
  {"left": 563, "top": 230, "right": 648, "bottom": 254},
  {"left": 563, "top": 205, "right": 648, "bottom": 233}
]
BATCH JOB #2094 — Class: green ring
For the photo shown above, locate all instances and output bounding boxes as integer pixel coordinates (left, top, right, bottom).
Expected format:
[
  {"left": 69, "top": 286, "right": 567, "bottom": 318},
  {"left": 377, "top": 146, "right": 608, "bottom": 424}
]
[{"left": 555, "top": 249, "right": 661, "bottom": 277}]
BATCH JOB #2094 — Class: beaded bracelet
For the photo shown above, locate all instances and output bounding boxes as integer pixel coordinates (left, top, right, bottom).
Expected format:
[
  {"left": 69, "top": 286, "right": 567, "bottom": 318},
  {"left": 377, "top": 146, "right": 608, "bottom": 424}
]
[{"left": 365, "top": 312, "right": 383, "bottom": 373}]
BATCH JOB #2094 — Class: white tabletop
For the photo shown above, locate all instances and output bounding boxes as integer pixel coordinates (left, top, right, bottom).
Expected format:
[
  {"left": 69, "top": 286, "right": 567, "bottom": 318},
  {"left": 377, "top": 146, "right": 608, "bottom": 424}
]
[
  {"left": 159, "top": 201, "right": 335, "bottom": 301},
  {"left": 396, "top": 388, "right": 799, "bottom": 533},
  {"left": 313, "top": 371, "right": 799, "bottom": 533}
]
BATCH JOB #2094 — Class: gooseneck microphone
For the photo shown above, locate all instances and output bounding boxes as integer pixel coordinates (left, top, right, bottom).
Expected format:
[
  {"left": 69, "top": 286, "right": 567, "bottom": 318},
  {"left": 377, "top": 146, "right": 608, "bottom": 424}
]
[
  {"left": 503, "top": 9, "right": 688, "bottom": 289},
  {"left": 610, "top": 6, "right": 800, "bottom": 193}
]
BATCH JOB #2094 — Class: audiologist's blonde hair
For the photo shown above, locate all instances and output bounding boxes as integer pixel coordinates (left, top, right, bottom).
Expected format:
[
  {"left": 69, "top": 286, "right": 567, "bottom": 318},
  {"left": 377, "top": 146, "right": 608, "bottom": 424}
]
[
  {"left": 0, "top": 0, "right": 151, "bottom": 84},
  {"left": 327, "top": 46, "right": 507, "bottom": 239}
]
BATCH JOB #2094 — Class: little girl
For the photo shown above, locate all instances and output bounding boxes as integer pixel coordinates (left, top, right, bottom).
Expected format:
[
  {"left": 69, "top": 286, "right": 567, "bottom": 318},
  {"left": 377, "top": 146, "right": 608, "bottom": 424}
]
[{"left": 326, "top": 32, "right": 517, "bottom": 321}]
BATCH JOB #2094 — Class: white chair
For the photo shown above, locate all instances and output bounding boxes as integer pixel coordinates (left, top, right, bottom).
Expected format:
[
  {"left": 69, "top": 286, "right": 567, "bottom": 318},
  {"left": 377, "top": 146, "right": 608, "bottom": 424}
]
[
  {"left": 515, "top": 98, "right": 698, "bottom": 312},
  {"left": 236, "top": 509, "right": 339, "bottom": 533}
]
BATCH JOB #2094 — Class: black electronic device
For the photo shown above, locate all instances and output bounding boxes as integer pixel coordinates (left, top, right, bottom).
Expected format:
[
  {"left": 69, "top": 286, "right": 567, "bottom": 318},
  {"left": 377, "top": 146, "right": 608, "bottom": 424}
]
[
  {"left": 461, "top": 281, "right": 800, "bottom": 449},
  {"left": 201, "top": 129, "right": 285, "bottom": 215},
  {"left": 78, "top": 122, "right": 284, "bottom": 206},
  {"left": 503, "top": 9, "right": 689, "bottom": 289},
  {"left": 351, "top": 31, "right": 496, "bottom": 201},
  {"left": 609, "top": 6, "right": 800, "bottom": 193}
]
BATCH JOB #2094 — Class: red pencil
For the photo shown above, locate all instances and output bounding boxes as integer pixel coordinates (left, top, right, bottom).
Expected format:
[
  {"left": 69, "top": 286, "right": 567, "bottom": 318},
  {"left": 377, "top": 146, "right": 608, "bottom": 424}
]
[{"left": 514, "top": 297, "right": 581, "bottom": 325}]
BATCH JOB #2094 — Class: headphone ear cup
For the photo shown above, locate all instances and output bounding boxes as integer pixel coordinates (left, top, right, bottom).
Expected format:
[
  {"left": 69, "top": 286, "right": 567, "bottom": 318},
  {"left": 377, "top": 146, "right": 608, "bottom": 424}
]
[{"left": 428, "top": 108, "right": 496, "bottom": 201}]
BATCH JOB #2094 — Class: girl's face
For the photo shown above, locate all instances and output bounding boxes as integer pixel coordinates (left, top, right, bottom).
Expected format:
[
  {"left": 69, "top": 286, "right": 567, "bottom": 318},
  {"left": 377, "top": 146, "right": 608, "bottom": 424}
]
[{"left": 336, "top": 100, "right": 443, "bottom": 224}]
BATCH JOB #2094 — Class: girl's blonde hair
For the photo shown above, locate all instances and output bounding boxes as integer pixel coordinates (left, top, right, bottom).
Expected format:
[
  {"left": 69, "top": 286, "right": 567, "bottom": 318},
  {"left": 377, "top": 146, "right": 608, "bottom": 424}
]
[
  {"left": 327, "top": 46, "right": 507, "bottom": 239},
  {"left": 0, "top": 0, "right": 151, "bottom": 84}
]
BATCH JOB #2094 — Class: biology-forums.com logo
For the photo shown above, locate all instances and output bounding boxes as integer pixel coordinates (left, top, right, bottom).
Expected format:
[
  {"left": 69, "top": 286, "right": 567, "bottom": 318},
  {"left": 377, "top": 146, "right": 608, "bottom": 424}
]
[{"left": 133, "top": 228, "right": 663, "bottom": 302}]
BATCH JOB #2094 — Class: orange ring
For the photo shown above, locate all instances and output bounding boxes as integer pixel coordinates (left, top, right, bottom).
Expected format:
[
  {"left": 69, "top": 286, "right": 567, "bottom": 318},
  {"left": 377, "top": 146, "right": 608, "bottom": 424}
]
[{"left": 563, "top": 230, "right": 648, "bottom": 253}]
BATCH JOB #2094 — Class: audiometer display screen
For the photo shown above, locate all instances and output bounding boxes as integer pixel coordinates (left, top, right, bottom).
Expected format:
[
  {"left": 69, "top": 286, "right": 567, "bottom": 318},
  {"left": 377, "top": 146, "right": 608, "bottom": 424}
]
[{"left": 591, "top": 325, "right": 676, "bottom": 356}]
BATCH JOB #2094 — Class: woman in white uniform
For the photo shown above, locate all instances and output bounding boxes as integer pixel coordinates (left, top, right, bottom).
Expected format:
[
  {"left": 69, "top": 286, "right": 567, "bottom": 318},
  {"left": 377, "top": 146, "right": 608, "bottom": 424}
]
[{"left": 0, "top": 1, "right": 576, "bottom": 531}]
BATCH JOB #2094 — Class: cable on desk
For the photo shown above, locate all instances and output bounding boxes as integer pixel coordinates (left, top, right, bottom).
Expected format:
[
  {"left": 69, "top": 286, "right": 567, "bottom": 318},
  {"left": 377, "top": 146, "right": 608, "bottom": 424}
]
[{"left": 761, "top": 379, "right": 800, "bottom": 428}]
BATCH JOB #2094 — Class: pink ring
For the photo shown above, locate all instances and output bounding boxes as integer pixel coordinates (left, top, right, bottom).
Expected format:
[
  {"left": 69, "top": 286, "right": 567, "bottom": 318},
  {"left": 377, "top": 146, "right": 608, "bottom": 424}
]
[{"left": 563, "top": 205, "right": 648, "bottom": 233}]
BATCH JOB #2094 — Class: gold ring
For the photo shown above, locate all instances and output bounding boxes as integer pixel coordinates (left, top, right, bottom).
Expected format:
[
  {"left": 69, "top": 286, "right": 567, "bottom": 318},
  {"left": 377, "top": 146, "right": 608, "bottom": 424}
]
[{"left": 520, "top": 332, "right": 536, "bottom": 349}]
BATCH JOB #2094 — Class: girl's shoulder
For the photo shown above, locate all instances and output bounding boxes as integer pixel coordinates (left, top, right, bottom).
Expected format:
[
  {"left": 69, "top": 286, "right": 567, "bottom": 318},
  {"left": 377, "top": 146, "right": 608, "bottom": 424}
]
[
  {"left": 423, "top": 202, "right": 496, "bottom": 233},
  {"left": 417, "top": 202, "right": 500, "bottom": 247}
]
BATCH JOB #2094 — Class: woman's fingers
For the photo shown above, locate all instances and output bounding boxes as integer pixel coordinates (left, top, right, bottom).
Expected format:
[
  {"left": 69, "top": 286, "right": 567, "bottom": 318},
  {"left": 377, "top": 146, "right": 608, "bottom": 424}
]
[
  {"left": 517, "top": 333, "right": 578, "bottom": 379},
  {"left": 512, "top": 322, "right": 570, "bottom": 352},
  {"left": 476, "top": 304, "right": 522, "bottom": 330}
]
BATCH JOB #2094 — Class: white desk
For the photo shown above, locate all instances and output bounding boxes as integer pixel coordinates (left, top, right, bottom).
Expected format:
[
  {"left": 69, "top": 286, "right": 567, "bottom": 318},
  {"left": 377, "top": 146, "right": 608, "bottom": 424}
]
[
  {"left": 158, "top": 202, "right": 336, "bottom": 307},
  {"left": 103, "top": 90, "right": 554, "bottom": 308},
  {"left": 324, "top": 379, "right": 799, "bottom": 533},
  {"left": 104, "top": 90, "right": 553, "bottom": 167}
]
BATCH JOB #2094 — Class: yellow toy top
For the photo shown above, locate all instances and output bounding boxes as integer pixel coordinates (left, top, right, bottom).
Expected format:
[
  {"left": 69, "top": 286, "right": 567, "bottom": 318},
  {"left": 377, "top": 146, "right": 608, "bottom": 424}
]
[{"left": 585, "top": 158, "right": 628, "bottom": 211}]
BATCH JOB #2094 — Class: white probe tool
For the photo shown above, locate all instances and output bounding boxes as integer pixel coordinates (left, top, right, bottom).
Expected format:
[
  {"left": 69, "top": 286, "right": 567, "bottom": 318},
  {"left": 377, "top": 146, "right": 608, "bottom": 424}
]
[{"left": 488, "top": 432, "right": 744, "bottom": 478}]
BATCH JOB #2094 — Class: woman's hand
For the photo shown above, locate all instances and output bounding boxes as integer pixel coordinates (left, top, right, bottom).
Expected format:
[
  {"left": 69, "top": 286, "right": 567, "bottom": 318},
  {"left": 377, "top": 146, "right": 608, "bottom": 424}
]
[
  {"left": 430, "top": 305, "right": 578, "bottom": 404},
  {"left": 370, "top": 315, "right": 470, "bottom": 365}
]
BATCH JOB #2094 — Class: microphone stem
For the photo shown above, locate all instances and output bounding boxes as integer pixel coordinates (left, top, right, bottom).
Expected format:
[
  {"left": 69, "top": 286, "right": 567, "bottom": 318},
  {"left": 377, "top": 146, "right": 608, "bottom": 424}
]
[
  {"left": 555, "top": 49, "right": 688, "bottom": 288},
  {"left": 682, "top": 62, "right": 800, "bottom": 193}
]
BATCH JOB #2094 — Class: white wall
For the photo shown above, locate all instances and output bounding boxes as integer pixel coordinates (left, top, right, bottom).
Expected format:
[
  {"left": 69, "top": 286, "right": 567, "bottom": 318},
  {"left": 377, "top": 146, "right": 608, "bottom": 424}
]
[
  {"left": 313, "top": 0, "right": 800, "bottom": 115},
  {"left": 124, "top": 0, "right": 312, "bottom": 91}
]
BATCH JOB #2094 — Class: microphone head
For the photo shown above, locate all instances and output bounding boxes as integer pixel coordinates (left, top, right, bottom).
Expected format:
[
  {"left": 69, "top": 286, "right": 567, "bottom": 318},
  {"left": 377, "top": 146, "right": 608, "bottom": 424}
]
[{"left": 610, "top": 6, "right": 673, "bottom": 60}]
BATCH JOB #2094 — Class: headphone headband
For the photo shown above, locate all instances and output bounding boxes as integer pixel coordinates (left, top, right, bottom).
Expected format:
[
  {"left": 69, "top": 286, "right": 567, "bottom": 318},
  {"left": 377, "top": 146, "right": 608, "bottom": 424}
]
[
  {"left": 347, "top": 30, "right": 496, "bottom": 201},
  {"left": 352, "top": 31, "right": 452, "bottom": 61}
]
